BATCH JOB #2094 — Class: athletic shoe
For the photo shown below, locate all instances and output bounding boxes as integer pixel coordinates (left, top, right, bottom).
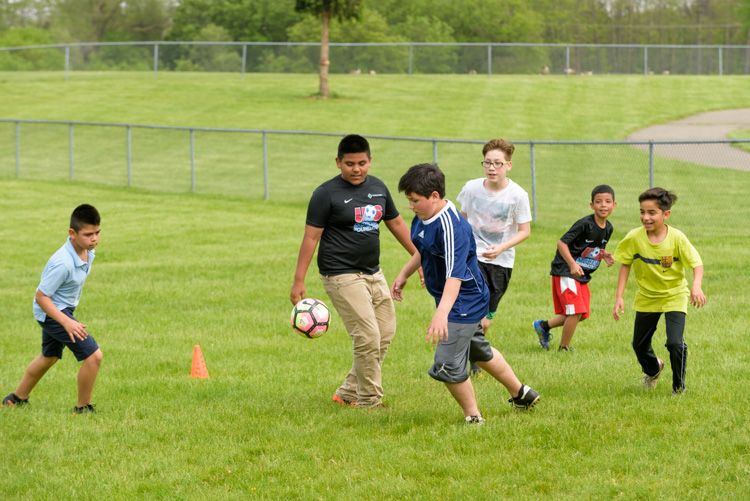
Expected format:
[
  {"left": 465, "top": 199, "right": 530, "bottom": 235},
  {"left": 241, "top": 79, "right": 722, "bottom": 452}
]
[
  {"left": 642, "top": 359, "right": 664, "bottom": 390},
  {"left": 672, "top": 387, "right": 687, "bottom": 397},
  {"left": 332, "top": 394, "right": 356, "bottom": 407},
  {"left": 2, "top": 393, "right": 28, "bottom": 407},
  {"left": 509, "top": 385, "right": 540, "bottom": 410},
  {"left": 470, "top": 363, "right": 483, "bottom": 378},
  {"left": 72, "top": 404, "right": 96, "bottom": 414},
  {"left": 558, "top": 346, "right": 574, "bottom": 353},
  {"left": 533, "top": 320, "right": 551, "bottom": 350},
  {"left": 465, "top": 414, "right": 485, "bottom": 425}
]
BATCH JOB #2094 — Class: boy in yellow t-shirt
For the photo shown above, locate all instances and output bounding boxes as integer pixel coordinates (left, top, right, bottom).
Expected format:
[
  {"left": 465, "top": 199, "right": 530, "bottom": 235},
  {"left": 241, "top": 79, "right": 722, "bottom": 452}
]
[{"left": 613, "top": 188, "right": 706, "bottom": 395}]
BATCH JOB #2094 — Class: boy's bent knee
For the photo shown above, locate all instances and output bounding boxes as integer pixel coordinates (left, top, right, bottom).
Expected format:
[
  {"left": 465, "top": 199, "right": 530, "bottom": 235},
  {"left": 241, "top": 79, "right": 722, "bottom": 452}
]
[{"left": 85, "top": 349, "right": 103, "bottom": 365}]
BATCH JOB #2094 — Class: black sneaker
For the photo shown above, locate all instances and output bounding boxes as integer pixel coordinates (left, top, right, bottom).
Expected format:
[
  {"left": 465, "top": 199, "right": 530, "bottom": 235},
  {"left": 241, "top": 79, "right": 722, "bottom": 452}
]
[
  {"left": 72, "top": 404, "right": 96, "bottom": 414},
  {"left": 509, "top": 385, "right": 540, "bottom": 410},
  {"left": 558, "top": 346, "right": 574, "bottom": 353},
  {"left": 2, "top": 393, "right": 28, "bottom": 407}
]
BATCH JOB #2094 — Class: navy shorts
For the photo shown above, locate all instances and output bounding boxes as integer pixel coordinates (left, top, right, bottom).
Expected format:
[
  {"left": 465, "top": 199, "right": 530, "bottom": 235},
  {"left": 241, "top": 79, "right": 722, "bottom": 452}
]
[
  {"left": 39, "top": 307, "right": 99, "bottom": 361},
  {"left": 428, "top": 321, "right": 494, "bottom": 384}
]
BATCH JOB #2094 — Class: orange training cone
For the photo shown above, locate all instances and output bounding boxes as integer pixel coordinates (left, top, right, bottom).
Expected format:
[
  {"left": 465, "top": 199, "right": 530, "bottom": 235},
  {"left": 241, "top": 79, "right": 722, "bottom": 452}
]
[{"left": 191, "top": 345, "right": 209, "bottom": 379}]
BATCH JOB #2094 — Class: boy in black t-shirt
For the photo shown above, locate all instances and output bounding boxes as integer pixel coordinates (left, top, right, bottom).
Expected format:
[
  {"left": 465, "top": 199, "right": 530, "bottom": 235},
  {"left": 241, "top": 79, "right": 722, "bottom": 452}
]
[
  {"left": 533, "top": 185, "right": 617, "bottom": 351},
  {"left": 290, "top": 134, "right": 419, "bottom": 409}
]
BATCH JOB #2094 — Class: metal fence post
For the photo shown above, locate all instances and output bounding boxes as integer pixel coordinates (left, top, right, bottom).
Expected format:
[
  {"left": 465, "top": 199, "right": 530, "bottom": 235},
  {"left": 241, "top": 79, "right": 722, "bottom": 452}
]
[
  {"left": 565, "top": 46, "right": 570, "bottom": 77},
  {"left": 69, "top": 124, "right": 74, "bottom": 180},
  {"left": 719, "top": 47, "right": 723, "bottom": 76},
  {"left": 153, "top": 44, "right": 159, "bottom": 79},
  {"left": 15, "top": 121, "right": 20, "bottom": 177},
  {"left": 263, "top": 132, "right": 269, "bottom": 200},
  {"left": 242, "top": 45, "right": 247, "bottom": 80},
  {"left": 432, "top": 141, "right": 438, "bottom": 164},
  {"left": 488, "top": 45, "right": 492, "bottom": 77},
  {"left": 530, "top": 142, "right": 537, "bottom": 223},
  {"left": 408, "top": 44, "right": 413, "bottom": 77},
  {"left": 649, "top": 141, "right": 654, "bottom": 188},
  {"left": 644, "top": 46, "right": 648, "bottom": 76},
  {"left": 190, "top": 129, "right": 196, "bottom": 192},
  {"left": 127, "top": 126, "right": 132, "bottom": 187},
  {"left": 65, "top": 46, "right": 70, "bottom": 82}
]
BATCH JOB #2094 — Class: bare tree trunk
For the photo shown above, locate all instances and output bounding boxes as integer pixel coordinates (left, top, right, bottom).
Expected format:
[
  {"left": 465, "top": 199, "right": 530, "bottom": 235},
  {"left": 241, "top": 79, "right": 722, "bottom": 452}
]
[{"left": 319, "top": 7, "right": 331, "bottom": 99}]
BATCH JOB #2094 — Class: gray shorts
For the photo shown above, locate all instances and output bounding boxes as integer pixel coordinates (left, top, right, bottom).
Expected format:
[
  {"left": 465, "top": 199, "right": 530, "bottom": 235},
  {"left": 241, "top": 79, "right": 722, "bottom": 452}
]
[{"left": 428, "top": 321, "right": 494, "bottom": 383}]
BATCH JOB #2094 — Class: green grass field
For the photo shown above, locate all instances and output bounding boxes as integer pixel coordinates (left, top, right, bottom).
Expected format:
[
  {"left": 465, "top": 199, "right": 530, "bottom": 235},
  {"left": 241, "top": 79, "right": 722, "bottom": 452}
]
[{"left": 1, "top": 72, "right": 750, "bottom": 499}]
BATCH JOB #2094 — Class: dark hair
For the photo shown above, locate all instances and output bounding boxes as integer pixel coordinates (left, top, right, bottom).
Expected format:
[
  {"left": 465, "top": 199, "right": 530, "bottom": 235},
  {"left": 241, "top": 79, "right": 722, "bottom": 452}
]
[
  {"left": 398, "top": 163, "right": 445, "bottom": 199},
  {"left": 337, "top": 134, "right": 370, "bottom": 160},
  {"left": 482, "top": 138, "right": 515, "bottom": 160},
  {"left": 639, "top": 187, "right": 677, "bottom": 211},
  {"left": 70, "top": 204, "right": 100, "bottom": 232},
  {"left": 591, "top": 184, "right": 615, "bottom": 202}
]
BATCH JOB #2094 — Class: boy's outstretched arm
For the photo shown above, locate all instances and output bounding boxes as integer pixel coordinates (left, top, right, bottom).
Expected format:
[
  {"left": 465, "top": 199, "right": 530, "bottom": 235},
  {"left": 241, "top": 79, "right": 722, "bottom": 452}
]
[
  {"left": 690, "top": 265, "right": 707, "bottom": 308},
  {"left": 290, "top": 225, "right": 324, "bottom": 305},
  {"left": 35, "top": 290, "right": 88, "bottom": 343},
  {"left": 427, "top": 278, "right": 461, "bottom": 346},
  {"left": 557, "top": 240, "right": 584, "bottom": 277},
  {"left": 613, "top": 263, "right": 631, "bottom": 320},
  {"left": 390, "top": 251, "right": 422, "bottom": 302}
]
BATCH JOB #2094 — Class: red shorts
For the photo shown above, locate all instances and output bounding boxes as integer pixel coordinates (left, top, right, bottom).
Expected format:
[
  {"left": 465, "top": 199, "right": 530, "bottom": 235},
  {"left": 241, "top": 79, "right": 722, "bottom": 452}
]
[{"left": 551, "top": 276, "right": 590, "bottom": 319}]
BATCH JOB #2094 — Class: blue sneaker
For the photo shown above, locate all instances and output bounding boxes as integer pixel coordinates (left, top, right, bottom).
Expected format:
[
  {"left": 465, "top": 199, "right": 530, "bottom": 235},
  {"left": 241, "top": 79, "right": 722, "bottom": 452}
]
[{"left": 533, "top": 320, "right": 551, "bottom": 350}]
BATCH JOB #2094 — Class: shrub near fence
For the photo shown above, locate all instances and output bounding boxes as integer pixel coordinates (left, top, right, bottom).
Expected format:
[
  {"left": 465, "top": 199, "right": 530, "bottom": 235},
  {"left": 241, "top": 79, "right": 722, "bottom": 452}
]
[{"left": 2, "top": 42, "right": 750, "bottom": 77}]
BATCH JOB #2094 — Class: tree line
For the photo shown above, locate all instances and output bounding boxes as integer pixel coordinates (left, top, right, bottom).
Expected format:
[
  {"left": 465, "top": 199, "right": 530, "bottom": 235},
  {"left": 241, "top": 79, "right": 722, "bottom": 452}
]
[{"left": 2, "top": 0, "right": 749, "bottom": 83}]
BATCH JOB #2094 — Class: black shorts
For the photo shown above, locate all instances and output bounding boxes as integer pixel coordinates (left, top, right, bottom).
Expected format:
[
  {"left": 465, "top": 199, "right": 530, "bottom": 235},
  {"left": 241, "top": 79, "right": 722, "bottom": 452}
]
[
  {"left": 39, "top": 307, "right": 99, "bottom": 361},
  {"left": 478, "top": 261, "right": 513, "bottom": 313}
]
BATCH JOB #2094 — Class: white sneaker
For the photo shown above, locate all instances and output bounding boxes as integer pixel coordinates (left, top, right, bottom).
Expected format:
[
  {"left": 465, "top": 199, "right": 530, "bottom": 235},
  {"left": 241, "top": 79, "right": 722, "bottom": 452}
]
[{"left": 642, "top": 358, "right": 664, "bottom": 390}]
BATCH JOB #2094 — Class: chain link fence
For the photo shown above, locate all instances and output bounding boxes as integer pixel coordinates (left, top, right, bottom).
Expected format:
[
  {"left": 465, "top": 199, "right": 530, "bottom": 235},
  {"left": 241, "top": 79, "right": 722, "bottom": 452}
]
[
  {"left": 2, "top": 42, "right": 750, "bottom": 77},
  {"left": 2, "top": 119, "right": 749, "bottom": 240}
]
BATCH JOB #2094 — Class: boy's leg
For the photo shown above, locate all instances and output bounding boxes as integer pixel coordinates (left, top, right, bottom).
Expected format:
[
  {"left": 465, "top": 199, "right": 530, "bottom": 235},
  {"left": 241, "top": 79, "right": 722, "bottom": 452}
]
[
  {"left": 322, "top": 272, "right": 387, "bottom": 407},
  {"left": 664, "top": 312, "right": 688, "bottom": 391},
  {"left": 77, "top": 349, "right": 103, "bottom": 407},
  {"left": 14, "top": 354, "right": 59, "bottom": 400},
  {"left": 475, "top": 347, "right": 522, "bottom": 396},
  {"left": 632, "top": 312, "right": 662, "bottom": 376},
  {"left": 559, "top": 313, "right": 583, "bottom": 348},
  {"left": 372, "top": 270, "right": 396, "bottom": 370},
  {"left": 444, "top": 379, "right": 479, "bottom": 417}
]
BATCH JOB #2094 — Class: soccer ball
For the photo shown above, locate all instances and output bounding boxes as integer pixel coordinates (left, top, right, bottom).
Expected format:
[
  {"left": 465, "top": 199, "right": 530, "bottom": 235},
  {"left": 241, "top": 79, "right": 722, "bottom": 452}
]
[
  {"left": 362, "top": 204, "right": 378, "bottom": 221},
  {"left": 291, "top": 298, "right": 330, "bottom": 339}
]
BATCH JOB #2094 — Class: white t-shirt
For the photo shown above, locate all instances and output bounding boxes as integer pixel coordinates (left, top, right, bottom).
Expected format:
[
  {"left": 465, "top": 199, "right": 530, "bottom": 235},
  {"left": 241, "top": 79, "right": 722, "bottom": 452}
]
[{"left": 456, "top": 178, "right": 532, "bottom": 268}]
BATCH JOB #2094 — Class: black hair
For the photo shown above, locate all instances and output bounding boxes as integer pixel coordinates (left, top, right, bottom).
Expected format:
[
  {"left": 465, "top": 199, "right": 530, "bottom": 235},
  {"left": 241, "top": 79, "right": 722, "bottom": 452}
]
[
  {"left": 639, "top": 187, "right": 677, "bottom": 211},
  {"left": 337, "top": 134, "right": 370, "bottom": 160},
  {"left": 591, "top": 184, "right": 615, "bottom": 202},
  {"left": 398, "top": 163, "right": 445, "bottom": 199},
  {"left": 70, "top": 204, "right": 100, "bottom": 232}
]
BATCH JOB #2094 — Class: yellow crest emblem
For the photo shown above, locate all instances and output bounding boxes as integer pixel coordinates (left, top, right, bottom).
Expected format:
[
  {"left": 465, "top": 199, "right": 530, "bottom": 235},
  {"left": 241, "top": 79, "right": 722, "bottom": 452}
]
[{"left": 660, "top": 256, "right": 673, "bottom": 268}]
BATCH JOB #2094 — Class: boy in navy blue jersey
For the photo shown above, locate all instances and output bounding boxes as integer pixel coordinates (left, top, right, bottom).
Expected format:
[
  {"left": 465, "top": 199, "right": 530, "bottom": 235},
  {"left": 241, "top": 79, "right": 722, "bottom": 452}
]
[
  {"left": 3, "top": 204, "right": 103, "bottom": 413},
  {"left": 391, "top": 163, "right": 539, "bottom": 423}
]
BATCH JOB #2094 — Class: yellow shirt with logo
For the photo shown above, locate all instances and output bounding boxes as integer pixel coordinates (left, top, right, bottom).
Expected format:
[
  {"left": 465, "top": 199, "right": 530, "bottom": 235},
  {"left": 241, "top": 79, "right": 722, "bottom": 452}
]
[{"left": 614, "top": 226, "right": 702, "bottom": 313}]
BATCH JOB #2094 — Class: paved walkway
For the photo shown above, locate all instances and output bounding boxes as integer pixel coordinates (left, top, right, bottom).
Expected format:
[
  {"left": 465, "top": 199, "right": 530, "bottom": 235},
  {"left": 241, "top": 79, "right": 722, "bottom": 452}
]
[{"left": 626, "top": 108, "right": 750, "bottom": 171}]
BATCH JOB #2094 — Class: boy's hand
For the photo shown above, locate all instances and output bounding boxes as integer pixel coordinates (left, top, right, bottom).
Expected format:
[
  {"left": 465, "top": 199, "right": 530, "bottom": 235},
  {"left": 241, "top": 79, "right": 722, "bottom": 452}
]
[
  {"left": 601, "top": 249, "right": 615, "bottom": 267},
  {"left": 426, "top": 312, "right": 449, "bottom": 345},
  {"left": 613, "top": 298, "right": 624, "bottom": 320},
  {"left": 569, "top": 263, "right": 585, "bottom": 277},
  {"left": 63, "top": 318, "right": 89, "bottom": 343},
  {"left": 690, "top": 285, "right": 707, "bottom": 308},
  {"left": 290, "top": 281, "right": 306, "bottom": 305},
  {"left": 390, "top": 275, "right": 408, "bottom": 302},
  {"left": 481, "top": 245, "right": 503, "bottom": 261}
]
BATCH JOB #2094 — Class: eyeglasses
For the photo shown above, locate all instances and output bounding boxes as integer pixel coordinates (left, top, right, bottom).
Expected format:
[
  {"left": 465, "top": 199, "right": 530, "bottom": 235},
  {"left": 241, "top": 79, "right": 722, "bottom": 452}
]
[{"left": 481, "top": 160, "right": 510, "bottom": 169}]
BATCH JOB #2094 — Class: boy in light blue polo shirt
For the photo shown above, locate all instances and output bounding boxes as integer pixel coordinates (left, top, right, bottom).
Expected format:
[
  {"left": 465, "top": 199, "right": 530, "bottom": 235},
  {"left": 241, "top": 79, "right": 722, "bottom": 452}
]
[
  {"left": 3, "top": 205, "right": 103, "bottom": 413},
  {"left": 390, "top": 163, "right": 540, "bottom": 424}
]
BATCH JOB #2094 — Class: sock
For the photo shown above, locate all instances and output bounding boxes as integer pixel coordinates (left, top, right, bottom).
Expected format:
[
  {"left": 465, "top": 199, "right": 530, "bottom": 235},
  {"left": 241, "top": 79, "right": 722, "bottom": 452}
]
[{"left": 541, "top": 320, "right": 550, "bottom": 331}]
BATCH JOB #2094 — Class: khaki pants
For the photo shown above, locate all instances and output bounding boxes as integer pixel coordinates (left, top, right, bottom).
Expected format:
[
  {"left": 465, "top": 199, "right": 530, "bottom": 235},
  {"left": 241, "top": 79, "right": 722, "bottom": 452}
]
[{"left": 321, "top": 270, "right": 396, "bottom": 407}]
